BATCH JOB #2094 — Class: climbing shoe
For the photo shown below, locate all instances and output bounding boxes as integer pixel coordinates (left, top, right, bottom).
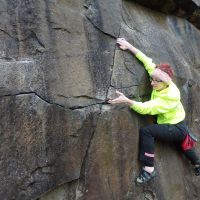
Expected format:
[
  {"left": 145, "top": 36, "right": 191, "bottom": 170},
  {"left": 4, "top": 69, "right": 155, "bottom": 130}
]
[
  {"left": 194, "top": 165, "right": 200, "bottom": 176},
  {"left": 136, "top": 168, "right": 156, "bottom": 185}
]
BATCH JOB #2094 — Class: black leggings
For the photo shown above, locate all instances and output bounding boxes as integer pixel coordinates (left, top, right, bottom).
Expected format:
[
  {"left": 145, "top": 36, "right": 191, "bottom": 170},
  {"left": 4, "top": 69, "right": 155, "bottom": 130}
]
[{"left": 139, "top": 122, "right": 199, "bottom": 167}]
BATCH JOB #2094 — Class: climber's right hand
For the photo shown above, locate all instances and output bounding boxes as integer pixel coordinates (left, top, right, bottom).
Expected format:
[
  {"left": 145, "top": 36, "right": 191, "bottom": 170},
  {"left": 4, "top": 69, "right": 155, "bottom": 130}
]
[{"left": 116, "top": 38, "right": 131, "bottom": 50}]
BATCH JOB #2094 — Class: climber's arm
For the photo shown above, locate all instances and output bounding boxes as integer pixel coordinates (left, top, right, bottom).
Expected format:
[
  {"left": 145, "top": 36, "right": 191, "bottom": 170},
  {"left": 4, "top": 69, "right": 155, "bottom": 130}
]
[
  {"left": 116, "top": 38, "right": 156, "bottom": 75},
  {"left": 108, "top": 91, "right": 135, "bottom": 106},
  {"left": 116, "top": 38, "right": 138, "bottom": 55}
]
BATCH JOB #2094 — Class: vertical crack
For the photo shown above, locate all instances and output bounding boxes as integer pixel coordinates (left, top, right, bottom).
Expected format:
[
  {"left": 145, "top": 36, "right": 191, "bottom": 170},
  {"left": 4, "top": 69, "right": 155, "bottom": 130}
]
[
  {"left": 79, "top": 111, "right": 101, "bottom": 184},
  {"left": 106, "top": 26, "right": 122, "bottom": 99}
]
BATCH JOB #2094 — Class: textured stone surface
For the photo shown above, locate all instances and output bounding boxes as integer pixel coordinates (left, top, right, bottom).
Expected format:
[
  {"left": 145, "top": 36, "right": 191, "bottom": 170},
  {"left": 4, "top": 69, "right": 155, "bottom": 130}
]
[
  {"left": 0, "top": 94, "right": 100, "bottom": 199},
  {"left": 132, "top": 0, "right": 200, "bottom": 29},
  {"left": 0, "top": 0, "right": 200, "bottom": 200}
]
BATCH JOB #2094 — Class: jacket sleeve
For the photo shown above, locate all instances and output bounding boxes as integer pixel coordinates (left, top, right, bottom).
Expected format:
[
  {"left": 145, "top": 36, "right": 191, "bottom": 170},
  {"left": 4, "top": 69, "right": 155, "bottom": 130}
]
[
  {"left": 130, "top": 97, "right": 180, "bottom": 115},
  {"left": 135, "top": 50, "right": 156, "bottom": 76}
]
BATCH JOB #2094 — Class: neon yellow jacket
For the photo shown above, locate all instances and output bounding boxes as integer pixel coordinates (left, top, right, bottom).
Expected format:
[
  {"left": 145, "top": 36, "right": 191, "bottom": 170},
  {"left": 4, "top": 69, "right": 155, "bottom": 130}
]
[{"left": 130, "top": 50, "right": 185, "bottom": 124}]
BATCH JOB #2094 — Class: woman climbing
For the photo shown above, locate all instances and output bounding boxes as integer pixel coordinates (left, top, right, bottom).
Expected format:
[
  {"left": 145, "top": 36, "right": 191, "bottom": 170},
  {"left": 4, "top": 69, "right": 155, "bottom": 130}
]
[{"left": 108, "top": 38, "right": 200, "bottom": 185}]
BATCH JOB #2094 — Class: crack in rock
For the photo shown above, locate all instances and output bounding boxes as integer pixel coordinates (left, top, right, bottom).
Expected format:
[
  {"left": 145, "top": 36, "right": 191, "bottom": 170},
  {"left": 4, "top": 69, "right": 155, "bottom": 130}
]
[{"left": 0, "top": 92, "right": 110, "bottom": 110}]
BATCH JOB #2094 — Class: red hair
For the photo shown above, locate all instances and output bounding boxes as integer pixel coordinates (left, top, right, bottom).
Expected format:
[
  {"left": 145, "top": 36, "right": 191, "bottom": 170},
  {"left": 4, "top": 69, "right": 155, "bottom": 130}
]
[{"left": 156, "top": 63, "right": 174, "bottom": 78}]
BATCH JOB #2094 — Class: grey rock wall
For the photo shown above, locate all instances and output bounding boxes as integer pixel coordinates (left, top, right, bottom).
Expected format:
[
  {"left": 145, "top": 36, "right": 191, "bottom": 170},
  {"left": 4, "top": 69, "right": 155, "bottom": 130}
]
[
  {"left": 0, "top": 0, "right": 200, "bottom": 200},
  {"left": 133, "top": 0, "right": 200, "bottom": 29}
]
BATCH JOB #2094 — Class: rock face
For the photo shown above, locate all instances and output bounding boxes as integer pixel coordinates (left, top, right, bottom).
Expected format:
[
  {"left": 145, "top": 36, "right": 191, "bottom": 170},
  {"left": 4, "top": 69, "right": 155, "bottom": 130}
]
[
  {"left": 133, "top": 0, "right": 200, "bottom": 29},
  {"left": 0, "top": 0, "right": 200, "bottom": 200}
]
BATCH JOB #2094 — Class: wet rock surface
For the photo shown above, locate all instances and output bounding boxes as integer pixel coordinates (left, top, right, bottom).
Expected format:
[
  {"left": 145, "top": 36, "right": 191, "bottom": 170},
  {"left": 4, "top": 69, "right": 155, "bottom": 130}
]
[{"left": 0, "top": 0, "right": 200, "bottom": 200}]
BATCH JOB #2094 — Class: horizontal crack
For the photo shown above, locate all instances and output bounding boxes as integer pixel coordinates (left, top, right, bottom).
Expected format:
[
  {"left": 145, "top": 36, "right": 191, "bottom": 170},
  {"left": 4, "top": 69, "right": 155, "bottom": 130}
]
[
  {"left": 0, "top": 92, "right": 65, "bottom": 109},
  {"left": 50, "top": 21, "right": 71, "bottom": 33},
  {"left": 0, "top": 92, "right": 109, "bottom": 110},
  {"left": 57, "top": 94, "right": 105, "bottom": 102},
  {"left": 84, "top": 13, "right": 117, "bottom": 39},
  {"left": 110, "top": 84, "right": 140, "bottom": 89},
  {"left": 68, "top": 101, "right": 108, "bottom": 110}
]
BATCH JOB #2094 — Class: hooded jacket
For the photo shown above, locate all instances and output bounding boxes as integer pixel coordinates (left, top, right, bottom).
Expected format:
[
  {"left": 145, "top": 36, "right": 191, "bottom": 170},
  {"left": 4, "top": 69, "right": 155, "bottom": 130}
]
[{"left": 130, "top": 50, "right": 185, "bottom": 124}]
